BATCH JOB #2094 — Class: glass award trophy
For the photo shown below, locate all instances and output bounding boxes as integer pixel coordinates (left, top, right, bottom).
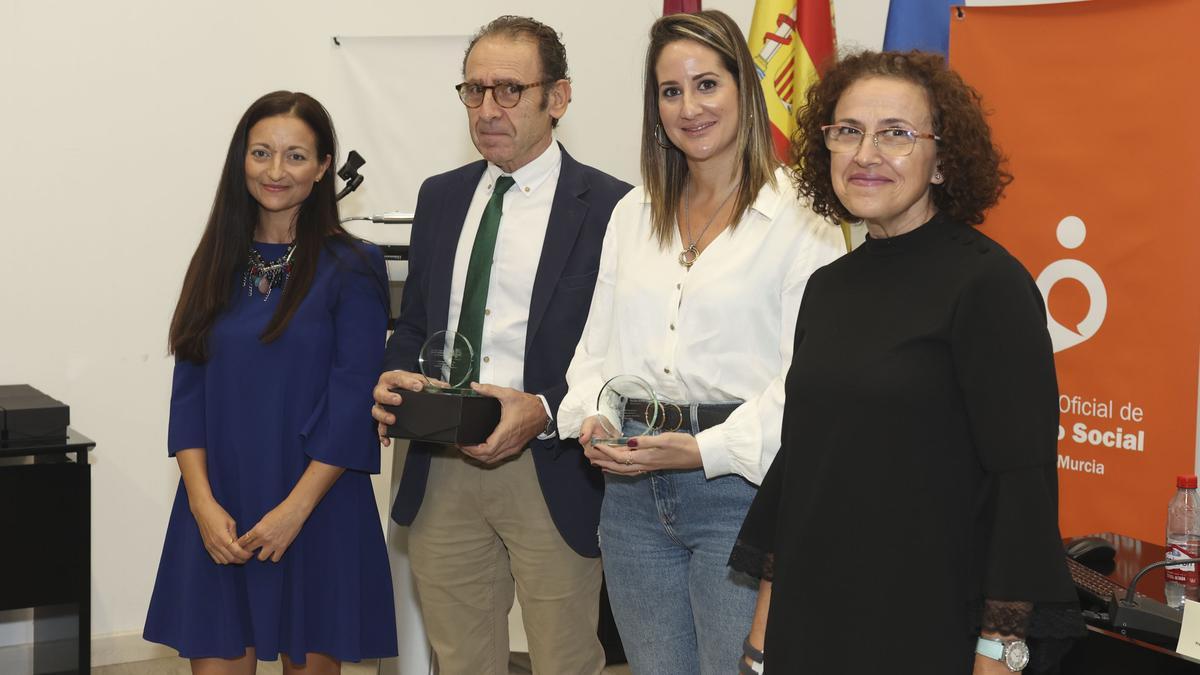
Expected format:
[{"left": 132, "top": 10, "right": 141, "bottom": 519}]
[
  {"left": 417, "top": 330, "right": 476, "bottom": 394},
  {"left": 384, "top": 330, "right": 502, "bottom": 444},
  {"left": 591, "top": 374, "right": 662, "bottom": 446}
]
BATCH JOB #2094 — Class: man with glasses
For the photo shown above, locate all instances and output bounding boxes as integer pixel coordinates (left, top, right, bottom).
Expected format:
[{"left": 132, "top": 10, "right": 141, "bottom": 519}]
[{"left": 371, "top": 15, "right": 630, "bottom": 675}]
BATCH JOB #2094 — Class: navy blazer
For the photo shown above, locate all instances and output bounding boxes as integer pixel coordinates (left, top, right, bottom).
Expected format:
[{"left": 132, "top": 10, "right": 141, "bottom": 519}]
[{"left": 384, "top": 144, "right": 632, "bottom": 558}]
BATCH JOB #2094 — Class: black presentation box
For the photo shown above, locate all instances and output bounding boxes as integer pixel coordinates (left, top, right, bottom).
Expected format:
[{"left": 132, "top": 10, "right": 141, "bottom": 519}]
[
  {"left": 0, "top": 385, "right": 70, "bottom": 445},
  {"left": 383, "top": 387, "right": 501, "bottom": 445}
]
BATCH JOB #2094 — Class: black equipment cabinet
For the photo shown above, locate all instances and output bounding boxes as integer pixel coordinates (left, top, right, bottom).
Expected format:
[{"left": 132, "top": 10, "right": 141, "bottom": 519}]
[{"left": 0, "top": 429, "right": 94, "bottom": 674}]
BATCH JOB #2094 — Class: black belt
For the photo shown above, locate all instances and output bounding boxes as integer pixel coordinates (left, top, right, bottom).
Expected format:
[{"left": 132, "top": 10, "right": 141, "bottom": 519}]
[{"left": 625, "top": 399, "right": 741, "bottom": 433}]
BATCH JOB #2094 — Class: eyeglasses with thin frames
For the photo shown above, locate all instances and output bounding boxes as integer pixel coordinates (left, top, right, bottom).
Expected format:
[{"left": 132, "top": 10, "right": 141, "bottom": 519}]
[
  {"left": 820, "top": 124, "right": 941, "bottom": 157},
  {"left": 455, "top": 80, "right": 553, "bottom": 109}
]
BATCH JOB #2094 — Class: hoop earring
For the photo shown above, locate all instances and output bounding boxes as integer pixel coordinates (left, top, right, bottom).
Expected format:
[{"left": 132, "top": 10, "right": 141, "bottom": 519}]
[{"left": 654, "top": 123, "right": 673, "bottom": 149}]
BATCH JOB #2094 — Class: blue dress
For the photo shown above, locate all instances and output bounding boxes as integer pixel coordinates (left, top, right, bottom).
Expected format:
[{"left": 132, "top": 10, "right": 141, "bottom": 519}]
[{"left": 144, "top": 239, "right": 398, "bottom": 663}]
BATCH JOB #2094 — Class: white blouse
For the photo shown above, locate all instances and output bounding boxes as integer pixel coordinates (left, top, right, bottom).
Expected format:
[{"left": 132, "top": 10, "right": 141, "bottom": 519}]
[{"left": 557, "top": 169, "right": 846, "bottom": 484}]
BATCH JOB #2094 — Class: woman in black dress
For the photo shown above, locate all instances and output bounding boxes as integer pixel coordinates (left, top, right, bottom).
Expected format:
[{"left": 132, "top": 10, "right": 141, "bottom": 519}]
[{"left": 730, "top": 51, "right": 1082, "bottom": 674}]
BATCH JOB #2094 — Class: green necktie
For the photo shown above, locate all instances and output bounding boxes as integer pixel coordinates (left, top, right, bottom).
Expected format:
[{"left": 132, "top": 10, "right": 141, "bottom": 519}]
[{"left": 455, "top": 175, "right": 514, "bottom": 385}]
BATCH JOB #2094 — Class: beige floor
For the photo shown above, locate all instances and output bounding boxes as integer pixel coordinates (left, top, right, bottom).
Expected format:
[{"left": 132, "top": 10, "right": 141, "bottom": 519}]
[
  {"left": 92, "top": 654, "right": 633, "bottom": 674},
  {"left": 92, "top": 658, "right": 379, "bottom": 674}
]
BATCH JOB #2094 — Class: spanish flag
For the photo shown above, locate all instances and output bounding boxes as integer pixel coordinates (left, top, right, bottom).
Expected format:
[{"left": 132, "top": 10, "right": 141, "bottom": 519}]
[
  {"left": 662, "top": 0, "right": 701, "bottom": 12},
  {"left": 750, "top": 1, "right": 849, "bottom": 249},
  {"left": 748, "top": 0, "right": 836, "bottom": 161}
]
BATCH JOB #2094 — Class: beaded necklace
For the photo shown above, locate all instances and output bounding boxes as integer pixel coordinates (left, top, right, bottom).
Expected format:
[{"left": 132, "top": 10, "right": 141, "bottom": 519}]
[{"left": 243, "top": 243, "right": 296, "bottom": 301}]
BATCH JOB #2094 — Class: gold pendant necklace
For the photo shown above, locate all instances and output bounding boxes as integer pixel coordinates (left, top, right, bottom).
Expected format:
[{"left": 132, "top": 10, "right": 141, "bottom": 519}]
[
  {"left": 678, "top": 182, "right": 737, "bottom": 269},
  {"left": 678, "top": 245, "right": 699, "bottom": 268}
]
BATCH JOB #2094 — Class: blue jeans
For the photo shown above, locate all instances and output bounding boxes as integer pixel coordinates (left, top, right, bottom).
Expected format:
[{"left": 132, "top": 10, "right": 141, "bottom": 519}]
[{"left": 599, "top": 415, "right": 758, "bottom": 675}]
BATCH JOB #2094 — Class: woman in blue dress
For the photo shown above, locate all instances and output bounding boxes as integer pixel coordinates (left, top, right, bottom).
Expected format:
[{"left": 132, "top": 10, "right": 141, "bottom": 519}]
[{"left": 145, "top": 91, "right": 397, "bottom": 673}]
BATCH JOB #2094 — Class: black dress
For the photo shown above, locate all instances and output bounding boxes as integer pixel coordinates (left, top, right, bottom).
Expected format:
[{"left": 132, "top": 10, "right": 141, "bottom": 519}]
[{"left": 730, "top": 213, "right": 1082, "bottom": 673}]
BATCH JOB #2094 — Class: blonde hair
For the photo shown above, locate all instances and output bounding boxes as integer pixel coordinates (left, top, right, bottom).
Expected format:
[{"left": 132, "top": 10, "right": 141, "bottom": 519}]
[{"left": 640, "top": 10, "right": 778, "bottom": 248}]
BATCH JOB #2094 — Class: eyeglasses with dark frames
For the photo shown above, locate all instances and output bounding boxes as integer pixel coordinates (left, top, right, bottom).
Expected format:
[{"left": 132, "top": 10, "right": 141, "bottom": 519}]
[
  {"left": 820, "top": 124, "right": 941, "bottom": 157},
  {"left": 455, "top": 80, "right": 554, "bottom": 109}
]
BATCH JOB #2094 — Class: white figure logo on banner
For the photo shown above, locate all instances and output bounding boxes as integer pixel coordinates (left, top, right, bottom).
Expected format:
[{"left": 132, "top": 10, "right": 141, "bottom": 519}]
[{"left": 1035, "top": 215, "right": 1107, "bottom": 353}]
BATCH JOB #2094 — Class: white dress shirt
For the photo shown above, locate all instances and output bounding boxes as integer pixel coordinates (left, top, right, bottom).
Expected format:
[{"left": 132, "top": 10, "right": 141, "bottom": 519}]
[
  {"left": 557, "top": 169, "right": 846, "bottom": 483},
  {"left": 447, "top": 141, "right": 561, "bottom": 425}
]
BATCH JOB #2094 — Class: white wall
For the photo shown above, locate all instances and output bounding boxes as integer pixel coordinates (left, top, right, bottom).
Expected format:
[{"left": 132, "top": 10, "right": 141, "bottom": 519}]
[{"left": 0, "top": 0, "right": 920, "bottom": 660}]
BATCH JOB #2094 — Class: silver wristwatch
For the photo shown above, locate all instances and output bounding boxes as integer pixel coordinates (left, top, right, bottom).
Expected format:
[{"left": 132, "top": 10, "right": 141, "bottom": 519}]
[{"left": 975, "top": 636, "right": 1030, "bottom": 672}]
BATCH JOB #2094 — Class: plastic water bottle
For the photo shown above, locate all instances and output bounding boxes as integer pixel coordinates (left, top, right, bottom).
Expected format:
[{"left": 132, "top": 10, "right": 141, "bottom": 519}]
[{"left": 1166, "top": 474, "right": 1200, "bottom": 608}]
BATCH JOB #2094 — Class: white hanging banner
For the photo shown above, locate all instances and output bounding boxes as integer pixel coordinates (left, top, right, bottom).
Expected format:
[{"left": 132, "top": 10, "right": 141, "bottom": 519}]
[{"left": 328, "top": 34, "right": 478, "bottom": 244}]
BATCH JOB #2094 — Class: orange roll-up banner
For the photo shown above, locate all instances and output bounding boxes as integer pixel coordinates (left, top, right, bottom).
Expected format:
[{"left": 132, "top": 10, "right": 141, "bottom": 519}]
[{"left": 951, "top": 0, "right": 1200, "bottom": 543}]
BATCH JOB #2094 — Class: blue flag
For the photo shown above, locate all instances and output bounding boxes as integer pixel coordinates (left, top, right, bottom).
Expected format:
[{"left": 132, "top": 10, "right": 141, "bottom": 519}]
[{"left": 883, "top": 0, "right": 954, "bottom": 57}]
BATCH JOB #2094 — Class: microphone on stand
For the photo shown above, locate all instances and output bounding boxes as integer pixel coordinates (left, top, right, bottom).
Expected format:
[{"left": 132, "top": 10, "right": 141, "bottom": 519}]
[
  {"left": 1106, "top": 556, "right": 1200, "bottom": 643},
  {"left": 335, "top": 150, "right": 366, "bottom": 201}
]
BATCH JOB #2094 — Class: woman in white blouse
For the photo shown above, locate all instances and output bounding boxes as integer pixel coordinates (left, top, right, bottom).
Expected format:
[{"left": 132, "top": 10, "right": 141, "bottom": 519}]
[{"left": 556, "top": 10, "right": 845, "bottom": 675}]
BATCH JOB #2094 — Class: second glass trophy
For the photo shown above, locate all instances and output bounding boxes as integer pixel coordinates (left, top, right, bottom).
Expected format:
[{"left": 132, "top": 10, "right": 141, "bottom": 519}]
[{"left": 591, "top": 374, "right": 662, "bottom": 446}]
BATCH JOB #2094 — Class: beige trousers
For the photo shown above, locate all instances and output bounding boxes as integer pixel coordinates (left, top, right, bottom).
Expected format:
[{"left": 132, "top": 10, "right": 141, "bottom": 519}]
[{"left": 408, "top": 447, "right": 604, "bottom": 675}]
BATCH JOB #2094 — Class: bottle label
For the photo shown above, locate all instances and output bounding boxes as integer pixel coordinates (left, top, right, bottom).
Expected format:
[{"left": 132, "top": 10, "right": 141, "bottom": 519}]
[{"left": 1166, "top": 542, "right": 1200, "bottom": 584}]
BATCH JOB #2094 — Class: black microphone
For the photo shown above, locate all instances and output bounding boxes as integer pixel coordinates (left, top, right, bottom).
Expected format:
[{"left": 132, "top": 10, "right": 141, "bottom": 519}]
[
  {"left": 335, "top": 150, "right": 366, "bottom": 201},
  {"left": 1106, "top": 557, "right": 1200, "bottom": 643},
  {"left": 338, "top": 150, "right": 365, "bottom": 181}
]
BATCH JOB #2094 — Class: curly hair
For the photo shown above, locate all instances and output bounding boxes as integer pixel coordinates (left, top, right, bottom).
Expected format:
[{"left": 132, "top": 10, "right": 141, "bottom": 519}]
[{"left": 791, "top": 50, "right": 1012, "bottom": 226}]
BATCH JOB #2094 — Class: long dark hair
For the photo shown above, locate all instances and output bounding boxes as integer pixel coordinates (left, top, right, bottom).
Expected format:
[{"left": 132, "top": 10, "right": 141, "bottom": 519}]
[{"left": 169, "top": 91, "right": 354, "bottom": 362}]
